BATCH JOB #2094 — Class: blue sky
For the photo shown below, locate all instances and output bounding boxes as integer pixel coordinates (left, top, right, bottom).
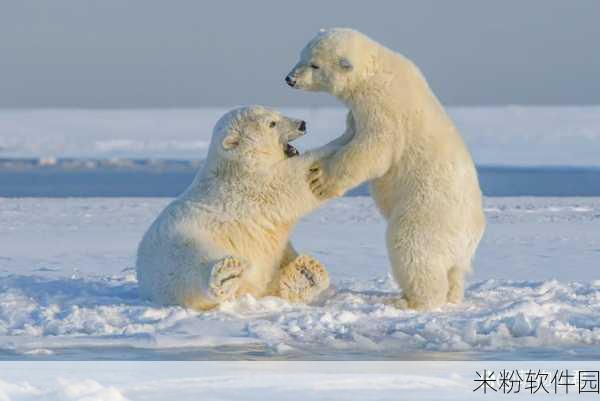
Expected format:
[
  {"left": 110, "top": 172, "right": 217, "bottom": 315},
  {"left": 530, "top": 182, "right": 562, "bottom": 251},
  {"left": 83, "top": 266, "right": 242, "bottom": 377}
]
[{"left": 1, "top": 0, "right": 598, "bottom": 107}]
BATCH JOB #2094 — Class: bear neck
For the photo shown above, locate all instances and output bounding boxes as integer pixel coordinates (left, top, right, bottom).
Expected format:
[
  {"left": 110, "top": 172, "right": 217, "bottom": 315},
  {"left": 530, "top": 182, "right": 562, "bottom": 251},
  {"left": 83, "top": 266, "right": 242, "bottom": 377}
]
[
  {"left": 193, "top": 157, "right": 271, "bottom": 188},
  {"left": 342, "top": 54, "right": 444, "bottom": 124},
  {"left": 182, "top": 158, "right": 271, "bottom": 202}
]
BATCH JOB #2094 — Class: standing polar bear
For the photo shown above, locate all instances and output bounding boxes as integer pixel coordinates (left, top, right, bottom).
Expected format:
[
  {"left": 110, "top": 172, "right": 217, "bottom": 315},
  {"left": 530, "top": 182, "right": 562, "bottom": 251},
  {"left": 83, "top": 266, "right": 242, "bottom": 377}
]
[
  {"left": 286, "top": 28, "right": 486, "bottom": 310},
  {"left": 137, "top": 106, "right": 341, "bottom": 310}
]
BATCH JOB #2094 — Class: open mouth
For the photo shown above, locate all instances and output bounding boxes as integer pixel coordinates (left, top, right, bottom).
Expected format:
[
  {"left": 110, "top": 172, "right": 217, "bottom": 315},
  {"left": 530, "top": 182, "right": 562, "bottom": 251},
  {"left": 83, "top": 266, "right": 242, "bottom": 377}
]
[{"left": 284, "top": 143, "right": 300, "bottom": 158}]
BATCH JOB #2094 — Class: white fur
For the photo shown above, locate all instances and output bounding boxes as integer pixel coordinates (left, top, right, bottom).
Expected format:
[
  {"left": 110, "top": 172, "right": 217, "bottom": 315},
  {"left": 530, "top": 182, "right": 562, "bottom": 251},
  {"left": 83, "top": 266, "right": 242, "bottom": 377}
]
[
  {"left": 136, "top": 106, "right": 342, "bottom": 310},
  {"left": 288, "top": 28, "right": 486, "bottom": 310}
]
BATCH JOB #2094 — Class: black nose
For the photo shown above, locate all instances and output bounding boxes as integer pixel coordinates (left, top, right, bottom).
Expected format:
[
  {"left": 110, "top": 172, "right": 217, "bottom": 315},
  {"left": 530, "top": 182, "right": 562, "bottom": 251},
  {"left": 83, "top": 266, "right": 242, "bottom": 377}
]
[
  {"left": 298, "top": 121, "right": 306, "bottom": 132},
  {"left": 285, "top": 75, "right": 296, "bottom": 87}
]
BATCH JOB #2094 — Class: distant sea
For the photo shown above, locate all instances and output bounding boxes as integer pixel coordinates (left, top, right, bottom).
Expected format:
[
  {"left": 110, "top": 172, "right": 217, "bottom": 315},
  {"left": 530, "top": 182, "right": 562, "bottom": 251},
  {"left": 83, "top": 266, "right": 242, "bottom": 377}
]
[{"left": 1, "top": 158, "right": 599, "bottom": 197}]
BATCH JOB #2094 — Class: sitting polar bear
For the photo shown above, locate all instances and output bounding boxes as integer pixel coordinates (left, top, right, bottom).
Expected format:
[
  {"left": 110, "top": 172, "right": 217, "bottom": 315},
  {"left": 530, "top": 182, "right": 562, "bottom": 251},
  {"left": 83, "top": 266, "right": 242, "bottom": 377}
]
[
  {"left": 136, "top": 106, "right": 343, "bottom": 310},
  {"left": 286, "top": 28, "right": 486, "bottom": 310}
]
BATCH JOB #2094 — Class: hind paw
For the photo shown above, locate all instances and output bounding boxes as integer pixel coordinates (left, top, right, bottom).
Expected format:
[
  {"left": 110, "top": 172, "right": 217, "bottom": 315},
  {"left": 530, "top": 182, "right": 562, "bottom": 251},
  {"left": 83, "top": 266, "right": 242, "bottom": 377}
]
[
  {"left": 279, "top": 255, "right": 329, "bottom": 303},
  {"left": 208, "top": 256, "right": 246, "bottom": 302}
]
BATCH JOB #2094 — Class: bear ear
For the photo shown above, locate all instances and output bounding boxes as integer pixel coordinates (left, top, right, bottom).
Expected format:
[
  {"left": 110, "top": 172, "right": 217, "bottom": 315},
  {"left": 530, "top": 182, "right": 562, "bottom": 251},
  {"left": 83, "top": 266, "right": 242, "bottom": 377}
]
[
  {"left": 222, "top": 130, "right": 241, "bottom": 150},
  {"left": 339, "top": 57, "right": 353, "bottom": 71}
]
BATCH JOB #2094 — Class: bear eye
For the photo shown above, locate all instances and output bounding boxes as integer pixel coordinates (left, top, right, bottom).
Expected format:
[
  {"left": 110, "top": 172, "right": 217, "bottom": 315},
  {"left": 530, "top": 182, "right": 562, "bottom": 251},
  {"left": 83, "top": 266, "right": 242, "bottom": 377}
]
[
  {"left": 269, "top": 121, "right": 277, "bottom": 128},
  {"left": 310, "top": 63, "right": 320, "bottom": 70}
]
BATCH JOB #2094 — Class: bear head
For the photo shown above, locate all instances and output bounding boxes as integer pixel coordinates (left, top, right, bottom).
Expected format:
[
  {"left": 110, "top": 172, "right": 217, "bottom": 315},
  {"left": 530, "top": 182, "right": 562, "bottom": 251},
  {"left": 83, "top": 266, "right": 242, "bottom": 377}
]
[
  {"left": 207, "top": 106, "right": 306, "bottom": 171},
  {"left": 285, "top": 28, "right": 377, "bottom": 99}
]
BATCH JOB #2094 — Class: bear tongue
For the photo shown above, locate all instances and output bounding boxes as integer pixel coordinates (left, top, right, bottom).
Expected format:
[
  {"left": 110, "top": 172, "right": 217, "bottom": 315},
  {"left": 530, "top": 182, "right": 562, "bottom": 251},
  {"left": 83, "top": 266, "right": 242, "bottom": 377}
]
[{"left": 285, "top": 144, "right": 300, "bottom": 158}]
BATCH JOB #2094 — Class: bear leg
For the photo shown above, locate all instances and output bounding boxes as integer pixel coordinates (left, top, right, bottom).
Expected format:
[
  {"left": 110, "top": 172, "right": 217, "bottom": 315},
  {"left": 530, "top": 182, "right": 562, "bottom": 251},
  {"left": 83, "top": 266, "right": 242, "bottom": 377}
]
[
  {"left": 280, "top": 241, "right": 299, "bottom": 267},
  {"left": 279, "top": 255, "right": 330, "bottom": 303},
  {"left": 386, "top": 214, "right": 458, "bottom": 310},
  {"left": 396, "top": 263, "right": 449, "bottom": 311},
  {"left": 387, "top": 239, "right": 450, "bottom": 310},
  {"left": 447, "top": 265, "right": 466, "bottom": 304}
]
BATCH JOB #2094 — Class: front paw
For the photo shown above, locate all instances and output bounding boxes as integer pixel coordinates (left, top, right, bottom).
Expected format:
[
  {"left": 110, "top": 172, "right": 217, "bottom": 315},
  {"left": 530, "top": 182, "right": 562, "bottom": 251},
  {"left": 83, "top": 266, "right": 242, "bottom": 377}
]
[{"left": 308, "top": 161, "right": 341, "bottom": 199}]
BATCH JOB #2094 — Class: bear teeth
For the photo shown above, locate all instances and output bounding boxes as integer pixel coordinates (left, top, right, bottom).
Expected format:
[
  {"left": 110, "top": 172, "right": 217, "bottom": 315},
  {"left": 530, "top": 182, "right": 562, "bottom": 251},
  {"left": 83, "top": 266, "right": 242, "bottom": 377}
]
[{"left": 285, "top": 144, "right": 299, "bottom": 157}]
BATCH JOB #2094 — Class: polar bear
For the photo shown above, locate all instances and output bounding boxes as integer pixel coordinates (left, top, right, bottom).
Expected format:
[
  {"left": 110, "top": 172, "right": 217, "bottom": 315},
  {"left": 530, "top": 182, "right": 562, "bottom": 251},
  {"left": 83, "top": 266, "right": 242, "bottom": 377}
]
[
  {"left": 136, "top": 106, "right": 342, "bottom": 310},
  {"left": 286, "top": 28, "right": 486, "bottom": 310}
]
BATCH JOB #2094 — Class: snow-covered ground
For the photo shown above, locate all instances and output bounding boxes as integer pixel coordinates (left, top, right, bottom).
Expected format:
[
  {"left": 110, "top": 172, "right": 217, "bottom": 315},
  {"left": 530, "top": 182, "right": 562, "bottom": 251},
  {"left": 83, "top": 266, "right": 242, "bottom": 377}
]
[
  {"left": 1, "top": 361, "right": 597, "bottom": 400},
  {"left": 1, "top": 196, "right": 598, "bottom": 360},
  {"left": 1, "top": 106, "right": 600, "bottom": 166}
]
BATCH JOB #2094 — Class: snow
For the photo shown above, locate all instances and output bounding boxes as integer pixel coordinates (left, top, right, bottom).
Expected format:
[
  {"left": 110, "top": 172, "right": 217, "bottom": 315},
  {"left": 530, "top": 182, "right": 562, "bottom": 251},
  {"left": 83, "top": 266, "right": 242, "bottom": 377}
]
[
  {"left": 1, "top": 107, "right": 600, "bottom": 166},
  {"left": 0, "top": 377, "right": 129, "bottom": 401},
  {"left": 0, "top": 109, "right": 214, "bottom": 160},
  {"left": 0, "top": 362, "right": 468, "bottom": 400},
  {"left": 1, "top": 196, "right": 599, "bottom": 360},
  {"left": 0, "top": 369, "right": 459, "bottom": 401},
  {"left": 0, "top": 361, "right": 598, "bottom": 400}
]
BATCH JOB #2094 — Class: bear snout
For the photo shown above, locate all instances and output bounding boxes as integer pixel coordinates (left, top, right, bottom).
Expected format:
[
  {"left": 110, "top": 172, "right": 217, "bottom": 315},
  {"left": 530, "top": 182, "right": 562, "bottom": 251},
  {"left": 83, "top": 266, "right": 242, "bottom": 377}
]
[
  {"left": 285, "top": 75, "right": 297, "bottom": 87},
  {"left": 298, "top": 120, "right": 306, "bottom": 132}
]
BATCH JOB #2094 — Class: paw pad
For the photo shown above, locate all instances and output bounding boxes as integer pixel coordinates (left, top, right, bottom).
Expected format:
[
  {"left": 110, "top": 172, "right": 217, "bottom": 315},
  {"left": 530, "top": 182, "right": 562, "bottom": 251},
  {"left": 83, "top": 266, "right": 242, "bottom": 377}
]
[
  {"left": 279, "top": 255, "right": 329, "bottom": 303},
  {"left": 209, "top": 256, "right": 245, "bottom": 301}
]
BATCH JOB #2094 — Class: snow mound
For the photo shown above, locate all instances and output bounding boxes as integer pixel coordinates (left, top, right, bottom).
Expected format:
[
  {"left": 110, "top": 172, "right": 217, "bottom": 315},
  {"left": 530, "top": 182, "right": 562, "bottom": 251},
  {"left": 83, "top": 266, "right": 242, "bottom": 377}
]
[
  {"left": 0, "top": 378, "right": 129, "bottom": 401},
  {"left": 0, "top": 274, "right": 598, "bottom": 358}
]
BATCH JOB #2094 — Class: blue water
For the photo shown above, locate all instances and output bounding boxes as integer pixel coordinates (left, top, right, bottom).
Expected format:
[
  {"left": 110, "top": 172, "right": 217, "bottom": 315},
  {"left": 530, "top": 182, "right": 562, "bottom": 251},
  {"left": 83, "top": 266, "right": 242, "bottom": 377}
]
[{"left": 1, "top": 159, "right": 599, "bottom": 197}]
